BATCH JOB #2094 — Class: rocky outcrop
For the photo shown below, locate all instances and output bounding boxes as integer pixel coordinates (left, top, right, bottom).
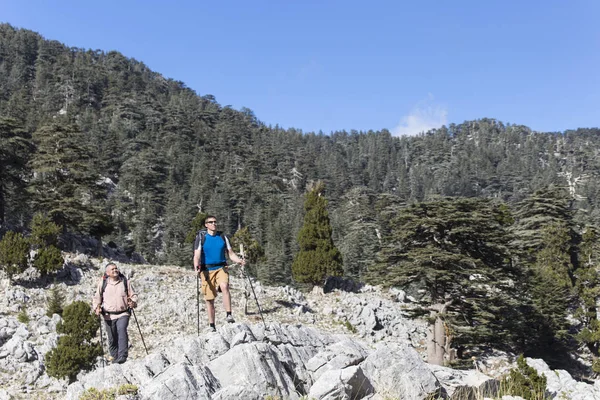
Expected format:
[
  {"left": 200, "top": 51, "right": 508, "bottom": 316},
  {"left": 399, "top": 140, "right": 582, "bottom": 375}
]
[
  {"left": 2, "top": 258, "right": 600, "bottom": 399},
  {"left": 65, "top": 323, "right": 444, "bottom": 400}
]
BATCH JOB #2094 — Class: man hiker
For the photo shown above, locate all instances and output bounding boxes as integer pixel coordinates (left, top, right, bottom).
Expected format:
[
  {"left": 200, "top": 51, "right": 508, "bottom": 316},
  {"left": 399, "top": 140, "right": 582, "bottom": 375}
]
[
  {"left": 93, "top": 262, "right": 138, "bottom": 364},
  {"left": 193, "top": 215, "right": 245, "bottom": 332}
]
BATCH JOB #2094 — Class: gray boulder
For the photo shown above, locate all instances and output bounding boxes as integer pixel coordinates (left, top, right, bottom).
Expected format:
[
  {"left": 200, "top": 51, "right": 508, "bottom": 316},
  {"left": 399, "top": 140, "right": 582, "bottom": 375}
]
[
  {"left": 308, "top": 366, "right": 374, "bottom": 400},
  {"left": 208, "top": 342, "right": 299, "bottom": 400},
  {"left": 361, "top": 344, "right": 443, "bottom": 400}
]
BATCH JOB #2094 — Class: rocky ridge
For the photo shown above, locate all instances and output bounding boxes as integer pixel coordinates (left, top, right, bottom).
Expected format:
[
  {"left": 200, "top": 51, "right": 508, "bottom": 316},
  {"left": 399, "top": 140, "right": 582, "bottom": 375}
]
[{"left": 0, "top": 255, "right": 599, "bottom": 399}]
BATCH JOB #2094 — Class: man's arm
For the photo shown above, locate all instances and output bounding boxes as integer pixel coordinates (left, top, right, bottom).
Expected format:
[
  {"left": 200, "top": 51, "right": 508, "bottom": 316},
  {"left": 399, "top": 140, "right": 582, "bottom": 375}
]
[
  {"left": 193, "top": 247, "right": 202, "bottom": 272},
  {"left": 127, "top": 280, "right": 138, "bottom": 308},
  {"left": 92, "top": 279, "right": 103, "bottom": 315},
  {"left": 225, "top": 237, "right": 245, "bottom": 265}
]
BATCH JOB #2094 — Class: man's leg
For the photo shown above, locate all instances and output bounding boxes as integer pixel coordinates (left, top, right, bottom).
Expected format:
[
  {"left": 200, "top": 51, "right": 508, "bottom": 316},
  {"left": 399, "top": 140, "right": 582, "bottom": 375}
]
[
  {"left": 218, "top": 269, "right": 234, "bottom": 322},
  {"left": 115, "top": 315, "right": 130, "bottom": 363},
  {"left": 205, "top": 299, "right": 215, "bottom": 324},
  {"left": 220, "top": 282, "right": 231, "bottom": 313},
  {"left": 104, "top": 319, "right": 118, "bottom": 360}
]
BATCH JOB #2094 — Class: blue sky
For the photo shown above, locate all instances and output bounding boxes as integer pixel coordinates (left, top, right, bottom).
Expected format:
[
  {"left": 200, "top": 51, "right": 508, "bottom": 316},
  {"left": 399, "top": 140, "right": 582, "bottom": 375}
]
[{"left": 2, "top": 0, "right": 598, "bottom": 135}]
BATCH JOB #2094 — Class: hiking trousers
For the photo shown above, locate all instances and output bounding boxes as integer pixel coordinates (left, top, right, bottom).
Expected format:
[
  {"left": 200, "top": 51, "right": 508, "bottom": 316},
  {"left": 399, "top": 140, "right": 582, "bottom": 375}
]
[{"left": 104, "top": 315, "right": 130, "bottom": 362}]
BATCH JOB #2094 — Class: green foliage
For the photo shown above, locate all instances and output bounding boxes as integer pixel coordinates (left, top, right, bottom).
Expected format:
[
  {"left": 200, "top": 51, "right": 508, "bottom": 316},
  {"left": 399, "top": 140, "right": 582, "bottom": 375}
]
[
  {"left": 344, "top": 320, "right": 357, "bottom": 333},
  {"left": 29, "top": 119, "right": 111, "bottom": 238},
  {"left": 334, "top": 186, "right": 381, "bottom": 280},
  {"left": 33, "top": 245, "right": 63, "bottom": 275},
  {"left": 57, "top": 300, "right": 100, "bottom": 342},
  {"left": 17, "top": 307, "right": 30, "bottom": 324},
  {"left": 78, "top": 384, "right": 138, "bottom": 400},
  {"left": 575, "top": 226, "right": 600, "bottom": 359},
  {"left": 231, "top": 226, "right": 265, "bottom": 266},
  {"left": 0, "top": 117, "right": 32, "bottom": 226},
  {"left": 46, "top": 285, "right": 66, "bottom": 317},
  {"left": 46, "top": 335, "right": 102, "bottom": 382},
  {"left": 79, "top": 387, "right": 116, "bottom": 400},
  {"left": 292, "top": 182, "right": 343, "bottom": 286},
  {"left": 30, "top": 213, "right": 61, "bottom": 248},
  {"left": 185, "top": 212, "right": 208, "bottom": 244},
  {"left": 593, "top": 359, "right": 600, "bottom": 374},
  {"left": 45, "top": 301, "right": 101, "bottom": 382},
  {"left": 117, "top": 384, "right": 138, "bottom": 395},
  {"left": 512, "top": 188, "right": 577, "bottom": 362},
  {"left": 0, "top": 230, "right": 29, "bottom": 279},
  {"left": 500, "top": 355, "right": 547, "bottom": 400},
  {"left": 367, "top": 197, "right": 523, "bottom": 351},
  {"left": 5, "top": 26, "right": 600, "bottom": 359}
]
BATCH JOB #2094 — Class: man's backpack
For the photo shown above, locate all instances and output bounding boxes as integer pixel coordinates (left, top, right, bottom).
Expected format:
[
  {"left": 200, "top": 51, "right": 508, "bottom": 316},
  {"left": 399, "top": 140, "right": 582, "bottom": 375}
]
[
  {"left": 99, "top": 272, "right": 128, "bottom": 306},
  {"left": 193, "top": 229, "right": 228, "bottom": 271}
]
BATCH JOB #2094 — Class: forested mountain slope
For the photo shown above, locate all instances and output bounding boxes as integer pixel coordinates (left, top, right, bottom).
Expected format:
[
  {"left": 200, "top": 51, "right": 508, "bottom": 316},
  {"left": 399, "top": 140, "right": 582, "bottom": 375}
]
[
  {"left": 3, "top": 22, "right": 600, "bottom": 373},
  {"left": 2, "top": 23, "right": 598, "bottom": 276}
]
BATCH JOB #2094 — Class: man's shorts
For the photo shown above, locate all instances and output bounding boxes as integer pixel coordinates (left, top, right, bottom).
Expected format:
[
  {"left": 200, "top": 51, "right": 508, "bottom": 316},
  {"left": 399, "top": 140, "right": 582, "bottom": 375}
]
[{"left": 201, "top": 268, "right": 229, "bottom": 301}]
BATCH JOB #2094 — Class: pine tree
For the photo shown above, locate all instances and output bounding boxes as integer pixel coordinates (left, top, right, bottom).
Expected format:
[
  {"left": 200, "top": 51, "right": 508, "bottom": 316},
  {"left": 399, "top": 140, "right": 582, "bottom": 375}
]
[
  {"left": 575, "top": 226, "right": 600, "bottom": 371},
  {"left": 45, "top": 301, "right": 101, "bottom": 382},
  {"left": 0, "top": 231, "right": 29, "bottom": 279},
  {"left": 367, "top": 197, "right": 521, "bottom": 365},
  {"left": 30, "top": 213, "right": 64, "bottom": 275},
  {"left": 29, "top": 120, "right": 103, "bottom": 234},
  {"left": 0, "top": 117, "right": 33, "bottom": 227},
  {"left": 292, "top": 181, "right": 343, "bottom": 286},
  {"left": 46, "top": 284, "right": 66, "bottom": 317},
  {"left": 511, "top": 187, "right": 577, "bottom": 363}
]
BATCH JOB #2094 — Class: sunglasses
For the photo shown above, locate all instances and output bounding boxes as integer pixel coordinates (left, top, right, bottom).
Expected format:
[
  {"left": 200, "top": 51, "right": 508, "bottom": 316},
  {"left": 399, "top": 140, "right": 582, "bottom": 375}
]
[{"left": 206, "top": 221, "right": 217, "bottom": 224}]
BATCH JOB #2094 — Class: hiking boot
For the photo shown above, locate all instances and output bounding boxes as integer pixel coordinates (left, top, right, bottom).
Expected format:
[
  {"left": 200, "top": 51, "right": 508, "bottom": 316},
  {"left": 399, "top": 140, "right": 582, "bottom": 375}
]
[
  {"left": 204, "top": 325, "right": 217, "bottom": 333},
  {"left": 113, "top": 357, "right": 126, "bottom": 364},
  {"left": 225, "top": 314, "right": 235, "bottom": 323}
]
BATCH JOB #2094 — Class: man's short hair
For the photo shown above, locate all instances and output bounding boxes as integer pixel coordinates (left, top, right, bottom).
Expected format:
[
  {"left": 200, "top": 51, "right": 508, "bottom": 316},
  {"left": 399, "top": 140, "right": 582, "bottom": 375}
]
[{"left": 105, "top": 262, "right": 118, "bottom": 272}]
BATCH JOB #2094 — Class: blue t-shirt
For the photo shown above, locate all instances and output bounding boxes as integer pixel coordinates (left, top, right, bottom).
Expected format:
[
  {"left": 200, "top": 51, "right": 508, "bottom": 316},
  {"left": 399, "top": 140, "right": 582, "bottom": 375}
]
[{"left": 201, "top": 233, "right": 229, "bottom": 270}]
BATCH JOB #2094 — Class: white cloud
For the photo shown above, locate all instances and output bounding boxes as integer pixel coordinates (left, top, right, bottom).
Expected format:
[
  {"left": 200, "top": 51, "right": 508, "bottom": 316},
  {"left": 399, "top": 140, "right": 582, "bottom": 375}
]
[{"left": 392, "top": 95, "right": 448, "bottom": 136}]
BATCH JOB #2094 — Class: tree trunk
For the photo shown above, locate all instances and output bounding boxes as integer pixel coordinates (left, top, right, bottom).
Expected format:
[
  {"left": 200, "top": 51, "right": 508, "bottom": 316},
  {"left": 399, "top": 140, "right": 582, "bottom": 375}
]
[
  {"left": 427, "top": 301, "right": 453, "bottom": 365},
  {"left": 0, "top": 184, "right": 5, "bottom": 225},
  {"left": 96, "top": 236, "right": 103, "bottom": 257}
]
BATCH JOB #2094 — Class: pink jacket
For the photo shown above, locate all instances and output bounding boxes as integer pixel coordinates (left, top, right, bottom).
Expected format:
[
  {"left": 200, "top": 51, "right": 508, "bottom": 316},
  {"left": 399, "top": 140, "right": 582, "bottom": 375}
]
[{"left": 92, "top": 277, "right": 138, "bottom": 321}]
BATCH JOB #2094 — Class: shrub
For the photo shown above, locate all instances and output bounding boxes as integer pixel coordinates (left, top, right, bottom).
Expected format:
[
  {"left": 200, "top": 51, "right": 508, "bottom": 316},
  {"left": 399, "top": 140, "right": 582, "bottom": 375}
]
[
  {"left": 17, "top": 307, "right": 30, "bottom": 324},
  {"left": 0, "top": 231, "right": 29, "bottom": 279},
  {"left": 500, "top": 355, "right": 547, "bottom": 400},
  {"left": 78, "top": 384, "right": 138, "bottom": 400},
  {"left": 344, "top": 320, "right": 357, "bottom": 333},
  {"left": 45, "top": 335, "right": 102, "bottom": 382},
  {"left": 45, "top": 301, "right": 102, "bottom": 382},
  {"left": 78, "top": 387, "right": 116, "bottom": 400},
  {"left": 30, "top": 213, "right": 60, "bottom": 247},
  {"left": 46, "top": 285, "right": 66, "bottom": 317},
  {"left": 117, "top": 384, "right": 138, "bottom": 395},
  {"left": 57, "top": 300, "right": 100, "bottom": 341},
  {"left": 33, "top": 245, "right": 63, "bottom": 275}
]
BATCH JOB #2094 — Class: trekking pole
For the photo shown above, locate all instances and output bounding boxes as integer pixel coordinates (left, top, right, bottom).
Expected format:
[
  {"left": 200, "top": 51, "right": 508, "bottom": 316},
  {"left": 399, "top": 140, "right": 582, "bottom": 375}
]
[
  {"left": 130, "top": 308, "right": 149, "bottom": 355},
  {"left": 196, "top": 271, "right": 200, "bottom": 336},
  {"left": 98, "top": 314, "right": 106, "bottom": 367},
  {"left": 240, "top": 244, "right": 267, "bottom": 331}
]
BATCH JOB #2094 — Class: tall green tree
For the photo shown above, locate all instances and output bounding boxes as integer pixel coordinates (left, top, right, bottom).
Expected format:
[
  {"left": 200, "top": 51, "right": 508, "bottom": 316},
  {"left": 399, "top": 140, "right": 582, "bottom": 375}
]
[
  {"left": 333, "top": 186, "right": 381, "bottom": 280},
  {"left": 292, "top": 181, "right": 343, "bottom": 286},
  {"left": 30, "top": 213, "right": 64, "bottom": 275},
  {"left": 575, "top": 226, "right": 600, "bottom": 371},
  {"left": 29, "top": 120, "right": 104, "bottom": 235},
  {"left": 0, "top": 231, "right": 29, "bottom": 280},
  {"left": 45, "top": 301, "right": 102, "bottom": 382},
  {"left": 0, "top": 117, "right": 32, "bottom": 227},
  {"left": 367, "top": 198, "right": 521, "bottom": 365},
  {"left": 511, "top": 187, "right": 577, "bottom": 364}
]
